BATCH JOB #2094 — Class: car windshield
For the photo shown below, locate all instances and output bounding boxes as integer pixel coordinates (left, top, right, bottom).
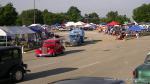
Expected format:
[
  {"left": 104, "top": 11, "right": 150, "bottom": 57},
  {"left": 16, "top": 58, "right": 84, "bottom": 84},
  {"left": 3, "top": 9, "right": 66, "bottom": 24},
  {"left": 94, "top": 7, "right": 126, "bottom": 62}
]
[
  {"left": 145, "top": 55, "right": 150, "bottom": 63},
  {"left": 44, "top": 42, "right": 55, "bottom": 45}
]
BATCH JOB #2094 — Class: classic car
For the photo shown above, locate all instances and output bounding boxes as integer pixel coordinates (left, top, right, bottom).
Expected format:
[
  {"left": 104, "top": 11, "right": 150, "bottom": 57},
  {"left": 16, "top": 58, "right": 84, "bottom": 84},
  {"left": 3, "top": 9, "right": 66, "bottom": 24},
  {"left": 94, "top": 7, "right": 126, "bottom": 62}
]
[
  {"left": 133, "top": 52, "right": 150, "bottom": 83},
  {"left": 35, "top": 39, "right": 65, "bottom": 57},
  {"left": 0, "top": 46, "right": 30, "bottom": 82}
]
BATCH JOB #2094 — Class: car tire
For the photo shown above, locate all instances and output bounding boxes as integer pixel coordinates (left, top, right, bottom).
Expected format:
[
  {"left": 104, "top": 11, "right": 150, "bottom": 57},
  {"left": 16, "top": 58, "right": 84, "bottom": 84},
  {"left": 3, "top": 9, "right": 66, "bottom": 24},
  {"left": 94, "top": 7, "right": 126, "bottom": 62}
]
[
  {"left": 61, "top": 49, "right": 65, "bottom": 54},
  {"left": 61, "top": 51, "right": 64, "bottom": 54},
  {"left": 10, "top": 68, "right": 24, "bottom": 83},
  {"left": 35, "top": 54, "right": 39, "bottom": 57},
  {"left": 52, "top": 53, "right": 56, "bottom": 57}
]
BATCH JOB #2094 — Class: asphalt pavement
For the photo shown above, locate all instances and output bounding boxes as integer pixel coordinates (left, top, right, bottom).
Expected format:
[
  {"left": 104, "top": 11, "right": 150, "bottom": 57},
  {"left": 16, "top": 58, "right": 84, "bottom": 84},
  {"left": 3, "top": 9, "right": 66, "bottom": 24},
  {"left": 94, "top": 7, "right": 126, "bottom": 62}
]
[{"left": 14, "top": 31, "right": 150, "bottom": 84}]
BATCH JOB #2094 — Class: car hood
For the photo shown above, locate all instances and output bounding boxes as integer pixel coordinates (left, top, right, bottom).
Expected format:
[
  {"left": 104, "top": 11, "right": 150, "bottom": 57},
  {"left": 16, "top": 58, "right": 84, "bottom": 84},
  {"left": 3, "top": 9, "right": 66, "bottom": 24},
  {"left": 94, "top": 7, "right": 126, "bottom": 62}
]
[
  {"left": 137, "top": 63, "right": 150, "bottom": 70},
  {"left": 50, "top": 77, "right": 125, "bottom": 84},
  {"left": 136, "top": 63, "right": 150, "bottom": 79}
]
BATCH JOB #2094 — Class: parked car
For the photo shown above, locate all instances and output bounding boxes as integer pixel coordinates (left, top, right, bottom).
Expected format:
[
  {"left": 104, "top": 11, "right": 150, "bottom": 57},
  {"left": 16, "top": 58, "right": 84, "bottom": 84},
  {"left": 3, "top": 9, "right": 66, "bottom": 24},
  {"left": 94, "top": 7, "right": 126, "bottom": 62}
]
[
  {"left": 50, "top": 77, "right": 125, "bottom": 84},
  {"left": 133, "top": 52, "right": 150, "bottom": 84},
  {"left": 0, "top": 46, "right": 30, "bottom": 82},
  {"left": 35, "top": 39, "right": 65, "bottom": 57}
]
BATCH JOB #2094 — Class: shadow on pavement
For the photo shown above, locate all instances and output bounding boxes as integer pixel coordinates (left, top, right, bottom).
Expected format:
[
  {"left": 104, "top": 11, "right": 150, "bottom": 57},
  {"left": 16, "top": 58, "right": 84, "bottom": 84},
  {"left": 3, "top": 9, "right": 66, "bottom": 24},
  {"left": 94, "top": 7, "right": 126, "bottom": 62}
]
[
  {"left": 0, "top": 79, "right": 15, "bottom": 84},
  {"left": 23, "top": 67, "right": 78, "bottom": 82},
  {"left": 59, "top": 49, "right": 85, "bottom": 56},
  {"left": 49, "top": 77, "right": 125, "bottom": 84},
  {"left": 0, "top": 68, "right": 77, "bottom": 84},
  {"left": 82, "top": 40, "right": 102, "bottom": 46}
]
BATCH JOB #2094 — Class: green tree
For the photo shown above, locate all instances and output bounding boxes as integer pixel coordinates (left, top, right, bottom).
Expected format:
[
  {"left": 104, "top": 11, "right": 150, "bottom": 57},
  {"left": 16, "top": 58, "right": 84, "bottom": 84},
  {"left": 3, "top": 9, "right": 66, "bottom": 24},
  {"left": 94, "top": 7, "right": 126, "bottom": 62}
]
[
  {"left": 42, "top": 9, "right": 67, "bottom": 25},
  {"left": 117, "top": 15, "right": 130, "bottom": 24},
  {"left": 133, "top": 3, "right": 150, "bottom": 22},
  {"left": 42, "top": 9, "right": 50, "bottom": 24},
  {"left": 106, "top": 11, "right": 130, "bottom": 24},
  {"left": 83, "top": 14, "right": 89, "bottom": 23},
  {"left": 106, "top": 11, "right": 118, "bottom": 22},
  {"left": 100, "top": 17, "right": 109, "bottom": 23},
  {"left": 83, "top": 12, "right": 100, "bottom": 24},
  {"left": 16, "top": 16, "right": 22, "bottom": 25},
  {"left": 54, "top": 13, "right": 67, "bottom": 24},
  {"left": 0, "top": 3, "right": 18, "bottom": 26},
  {"left": 67, "top": 6, "right": 82, "bottom": 22},
  {"left": 88, "top": 12, "right": 100, "bottom": 24},
  {"left": 20, "top": 9, "right": 43, "bottom": 25}
]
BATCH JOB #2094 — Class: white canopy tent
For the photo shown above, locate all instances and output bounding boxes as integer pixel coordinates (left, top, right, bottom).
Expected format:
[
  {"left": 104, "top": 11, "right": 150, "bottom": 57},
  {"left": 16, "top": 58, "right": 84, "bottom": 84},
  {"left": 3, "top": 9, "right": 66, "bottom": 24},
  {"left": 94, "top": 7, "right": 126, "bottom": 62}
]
[
  {"left": 65, "top": 22, "right": 76, "bottom": 27},
  {"left": 0, "top": 29, "right": 12, "bottom": 46},
  {"left": 75, "top": 21, "right": 85, "bottom": 27},
  {"left": 30, "top": 24, "right": 42, "bottom": 27},
  {"left": 84, "top": 24, "right": 92, "bottom": 27},
  {"left": 0, "top": 26, "right": 35, "bottom": 46},
  {"left": 0, "top": 28, "right": 7, "bottom": 36},
  {"left": 65, "top": 21, "right": 86, "bottom": 27},
  {"left": 0, "top": 26, "right": 35, "bottom": 35}
]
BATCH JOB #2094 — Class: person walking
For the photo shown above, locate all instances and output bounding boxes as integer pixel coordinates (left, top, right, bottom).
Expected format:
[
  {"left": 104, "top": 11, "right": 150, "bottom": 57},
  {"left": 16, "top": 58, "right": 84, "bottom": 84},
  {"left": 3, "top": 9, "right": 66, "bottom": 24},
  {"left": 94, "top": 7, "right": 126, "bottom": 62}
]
[{"left": 136, "top": 32, "right": 139, "bottom": 39}]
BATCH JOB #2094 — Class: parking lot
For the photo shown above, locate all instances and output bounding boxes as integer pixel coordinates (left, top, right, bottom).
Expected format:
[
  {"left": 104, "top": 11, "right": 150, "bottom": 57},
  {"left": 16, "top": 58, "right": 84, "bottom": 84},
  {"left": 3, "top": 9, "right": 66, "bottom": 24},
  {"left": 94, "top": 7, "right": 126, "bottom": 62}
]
[{"left": 14, "top": 31, "right": 150, "bottom": 84}]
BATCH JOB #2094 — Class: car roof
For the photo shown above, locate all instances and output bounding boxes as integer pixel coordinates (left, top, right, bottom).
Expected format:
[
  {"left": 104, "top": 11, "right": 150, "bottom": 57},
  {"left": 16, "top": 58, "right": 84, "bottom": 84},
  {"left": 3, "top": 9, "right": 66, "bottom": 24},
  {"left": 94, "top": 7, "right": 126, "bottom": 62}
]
[
  {"left": 44, "top": 39, "right": 60, "bottom": 43},
  {"left": 147, "top": 52, "right": 150, "bottom": 55},
  {"left": 0, "top": 46, "right": 21, "bottom": 51}
]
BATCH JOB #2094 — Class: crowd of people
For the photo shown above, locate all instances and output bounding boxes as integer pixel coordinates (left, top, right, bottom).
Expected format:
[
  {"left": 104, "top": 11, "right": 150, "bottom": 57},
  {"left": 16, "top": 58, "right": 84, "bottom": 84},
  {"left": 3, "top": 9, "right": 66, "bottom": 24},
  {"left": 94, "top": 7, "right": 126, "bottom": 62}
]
[{"left": 97, "top": 25, "right": 148, "bottom": 40}]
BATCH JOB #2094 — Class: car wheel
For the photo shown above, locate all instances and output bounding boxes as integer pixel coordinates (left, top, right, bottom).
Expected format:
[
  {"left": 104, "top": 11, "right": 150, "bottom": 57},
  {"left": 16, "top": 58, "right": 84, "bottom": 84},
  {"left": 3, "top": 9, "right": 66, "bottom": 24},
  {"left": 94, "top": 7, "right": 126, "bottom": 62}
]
[
  {"left": 52, "top": 53, "right": 56, "bottom": 57},
  {"left": 61, "top": 49, "right": 65, "bottom": 54},
  {"left": 10, "top": 68, "right": 24, "bottom": 82},
  {"left": 35, "top": 54, "right": 39, "bottom": 57}
]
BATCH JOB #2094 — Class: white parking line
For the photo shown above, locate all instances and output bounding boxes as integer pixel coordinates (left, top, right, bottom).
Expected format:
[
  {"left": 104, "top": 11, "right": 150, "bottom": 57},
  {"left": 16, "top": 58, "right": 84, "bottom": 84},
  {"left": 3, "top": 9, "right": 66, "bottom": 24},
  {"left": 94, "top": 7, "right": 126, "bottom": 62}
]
[{"left": 79, "top": 61, "right": 100, "bottom": 69}]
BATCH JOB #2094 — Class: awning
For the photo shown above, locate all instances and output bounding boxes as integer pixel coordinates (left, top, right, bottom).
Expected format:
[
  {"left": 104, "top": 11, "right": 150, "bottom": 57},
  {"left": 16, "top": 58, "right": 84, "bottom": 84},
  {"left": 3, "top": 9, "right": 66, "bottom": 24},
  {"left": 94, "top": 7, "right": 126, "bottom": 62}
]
[
  {"left": 107, "top": 21, "right": 120, "bottom": 26},
  {"left": 0, "top": 29, "right": 7, "bottom": 36},
  {"left": 128, "top": 25, "right": 145, "bottom": 31},
  {"left": 0, "top": 26, "right": 35, "bottom": 35},
  {"left": 28, "top": 26, "right": 43, "bottom": 33},
  {"left": 65, "top": 22, "right": 75, "bottom": 27}
]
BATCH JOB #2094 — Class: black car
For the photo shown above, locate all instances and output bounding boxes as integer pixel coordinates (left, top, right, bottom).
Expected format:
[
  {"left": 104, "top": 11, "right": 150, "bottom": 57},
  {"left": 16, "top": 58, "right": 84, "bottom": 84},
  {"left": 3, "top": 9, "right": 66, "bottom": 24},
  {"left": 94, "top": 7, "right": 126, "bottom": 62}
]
[
  {"left": 0, "top": 46, "right": 30, "bottom": 82},
  {"left": 50, "top": 77, "right": 125, "bottom": 84}
]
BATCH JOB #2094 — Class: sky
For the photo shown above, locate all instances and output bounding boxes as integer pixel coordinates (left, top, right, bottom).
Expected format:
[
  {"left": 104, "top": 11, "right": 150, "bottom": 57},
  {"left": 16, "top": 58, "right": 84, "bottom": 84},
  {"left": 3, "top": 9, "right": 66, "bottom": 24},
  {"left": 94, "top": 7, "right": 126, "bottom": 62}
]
[{"left": 0, "top": 0, "right": 150, "bottom": 18}]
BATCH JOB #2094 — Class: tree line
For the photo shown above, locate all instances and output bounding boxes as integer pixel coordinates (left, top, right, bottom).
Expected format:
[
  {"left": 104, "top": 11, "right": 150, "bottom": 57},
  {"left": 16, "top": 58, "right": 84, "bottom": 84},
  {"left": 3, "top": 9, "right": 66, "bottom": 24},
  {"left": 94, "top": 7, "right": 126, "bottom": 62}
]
[{"left": 0, "top": 3, "right": 149, "bottom": 26}]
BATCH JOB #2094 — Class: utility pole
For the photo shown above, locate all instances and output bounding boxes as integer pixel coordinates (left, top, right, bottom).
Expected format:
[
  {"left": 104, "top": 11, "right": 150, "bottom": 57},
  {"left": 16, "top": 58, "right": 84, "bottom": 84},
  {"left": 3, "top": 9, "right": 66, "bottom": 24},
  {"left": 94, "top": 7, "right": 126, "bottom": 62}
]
[{"left": 34, "top": 0, "right": 36, "bottom": 24}]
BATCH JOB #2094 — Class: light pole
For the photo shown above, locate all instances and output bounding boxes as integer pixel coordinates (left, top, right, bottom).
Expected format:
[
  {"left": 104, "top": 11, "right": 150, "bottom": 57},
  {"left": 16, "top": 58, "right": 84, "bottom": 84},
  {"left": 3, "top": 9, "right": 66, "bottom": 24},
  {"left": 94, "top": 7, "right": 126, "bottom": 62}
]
[{"left": 34, "top": 0, "right": 36, "bottom": 24}]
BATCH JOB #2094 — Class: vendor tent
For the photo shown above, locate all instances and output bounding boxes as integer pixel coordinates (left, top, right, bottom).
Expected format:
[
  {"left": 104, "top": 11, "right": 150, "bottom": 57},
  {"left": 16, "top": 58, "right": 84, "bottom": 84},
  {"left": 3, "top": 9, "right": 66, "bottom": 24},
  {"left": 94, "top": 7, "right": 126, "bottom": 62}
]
[
  {"left": 65, "top": 22, "right": 75, "bottom": 27},
  {"left": 0, "top": 29, "right": 8, "bottom": 46},
  {"left": 30, "top": 24, "right": 41, "bottom": 26},
  {"left": 107, "top": 21, "right": 120, "bottom": 26},
  {"left": 0, "top": 28, "right": 8, "bottom": 36},
  {"left": 84, "top": 24, "right": 92, "bottom": 27},
  {"left": 75, "top": 21, "right": 85, "bottom": 26},
  {"left": 28, "top": 25, "right": 43, "bottom": 33},
  {"left": 128, "top": 25, "right": 145, "bottom": 32},
  {"left": 0, "top": 26, "right": 35, "bottom": 46},
  {"left": 0, "top": 26, "right": 35, "bottom": 34},
  {"left": 100, "top": 22, "right": 107, "bottom": 25}
]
